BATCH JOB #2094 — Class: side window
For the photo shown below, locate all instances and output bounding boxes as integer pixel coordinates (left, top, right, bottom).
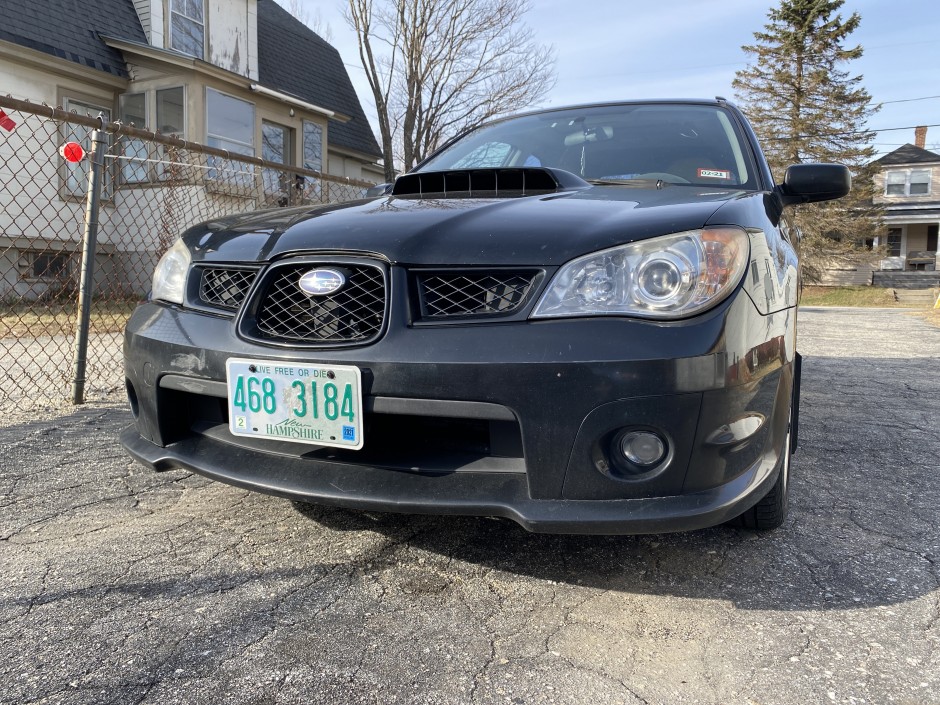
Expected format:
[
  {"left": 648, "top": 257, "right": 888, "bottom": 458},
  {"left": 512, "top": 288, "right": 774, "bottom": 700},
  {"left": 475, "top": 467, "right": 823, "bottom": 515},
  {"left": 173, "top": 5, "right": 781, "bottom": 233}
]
[
  {"left": 154, "top": 87, "right": 186, "bottom": 182},
  {"left": 261, "top": 121, "right": 295, "bottom": 200},
  {"left": 62, "top": 98, "right": 112, "bottom": 199},
  {"left": 302, "top": 121, "right": 323, "bottom": 172},
  {"left": 119, "top": 92, "right": 148, "bottom": 184},
  {"left": 156, "top": 87, "right": 185, "bottom": 137}
]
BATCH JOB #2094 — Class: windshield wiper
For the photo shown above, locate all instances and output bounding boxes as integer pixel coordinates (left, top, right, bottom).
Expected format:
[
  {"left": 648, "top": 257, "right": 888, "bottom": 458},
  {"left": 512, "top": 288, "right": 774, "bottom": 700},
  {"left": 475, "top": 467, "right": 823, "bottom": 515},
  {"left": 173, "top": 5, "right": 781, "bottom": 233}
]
[{"left": 587, "top": 178, "right": 672, "bottom": 188}]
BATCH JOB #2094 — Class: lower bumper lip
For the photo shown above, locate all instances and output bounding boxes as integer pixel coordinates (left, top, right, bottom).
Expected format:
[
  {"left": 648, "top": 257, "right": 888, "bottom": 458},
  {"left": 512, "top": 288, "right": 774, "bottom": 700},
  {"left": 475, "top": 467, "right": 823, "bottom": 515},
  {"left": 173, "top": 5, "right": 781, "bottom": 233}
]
[{"left": 120, "top": 424, "right": 782, "bottom": 535}]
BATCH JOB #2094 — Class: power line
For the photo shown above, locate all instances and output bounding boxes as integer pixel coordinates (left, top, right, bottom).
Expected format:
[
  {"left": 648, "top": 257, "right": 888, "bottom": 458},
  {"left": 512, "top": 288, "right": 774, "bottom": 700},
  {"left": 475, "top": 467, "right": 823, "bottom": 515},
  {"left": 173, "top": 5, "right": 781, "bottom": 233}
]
[
  {"left": 765, "top": 123, "right": 940, "bottom": 141},
  {"left": 336, "top": 40, "right": 940, "bottom": 108},
  {"left": 879, "top": 95, "right": 940, "bottom": 105}
]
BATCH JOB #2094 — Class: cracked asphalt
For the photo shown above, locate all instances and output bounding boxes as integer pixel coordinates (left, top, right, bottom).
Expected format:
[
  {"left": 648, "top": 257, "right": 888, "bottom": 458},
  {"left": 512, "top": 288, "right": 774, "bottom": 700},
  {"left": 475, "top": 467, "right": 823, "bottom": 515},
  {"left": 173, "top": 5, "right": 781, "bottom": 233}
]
[{"left": 1, "top": 307, "right": 939, "bottom": 705}]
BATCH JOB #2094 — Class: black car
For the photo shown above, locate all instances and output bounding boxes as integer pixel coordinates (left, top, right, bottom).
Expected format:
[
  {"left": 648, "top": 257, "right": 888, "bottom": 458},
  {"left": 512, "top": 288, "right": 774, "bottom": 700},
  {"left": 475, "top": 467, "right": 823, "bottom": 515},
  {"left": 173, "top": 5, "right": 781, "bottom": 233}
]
[{"left": 121, "top": 99, "right": 850, "bottom": 534}]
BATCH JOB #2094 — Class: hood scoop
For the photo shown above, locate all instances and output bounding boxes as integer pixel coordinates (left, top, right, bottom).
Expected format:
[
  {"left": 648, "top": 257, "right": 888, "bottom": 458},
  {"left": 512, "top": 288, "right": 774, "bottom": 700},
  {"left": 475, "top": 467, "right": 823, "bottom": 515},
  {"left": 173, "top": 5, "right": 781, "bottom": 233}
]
[{"left": 391, "top": 167, "right": 589, "bottom": 199}]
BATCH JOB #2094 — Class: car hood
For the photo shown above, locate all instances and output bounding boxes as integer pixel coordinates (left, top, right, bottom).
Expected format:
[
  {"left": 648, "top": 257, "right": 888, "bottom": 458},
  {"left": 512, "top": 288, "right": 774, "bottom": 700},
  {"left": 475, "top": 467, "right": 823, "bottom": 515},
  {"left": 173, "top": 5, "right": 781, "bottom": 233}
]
[{"left": 186, "top": 186, "right": 753, "bottom": 266}]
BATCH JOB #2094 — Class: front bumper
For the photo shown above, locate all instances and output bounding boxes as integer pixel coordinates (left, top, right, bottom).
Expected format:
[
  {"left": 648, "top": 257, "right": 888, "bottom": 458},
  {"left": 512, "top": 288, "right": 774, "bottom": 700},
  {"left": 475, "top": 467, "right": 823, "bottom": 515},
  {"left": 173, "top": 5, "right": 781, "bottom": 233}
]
[
  {"left": 121, "top": 288, "right": 795, "bottom": 534},
  {"left": 122, "top": 423, "right": 783, "bottom": 534}
]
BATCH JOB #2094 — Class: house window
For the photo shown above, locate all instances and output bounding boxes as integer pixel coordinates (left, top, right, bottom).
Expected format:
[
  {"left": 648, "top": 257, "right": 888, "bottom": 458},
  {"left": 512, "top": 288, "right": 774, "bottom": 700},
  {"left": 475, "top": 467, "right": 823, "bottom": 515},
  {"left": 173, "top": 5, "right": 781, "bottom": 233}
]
[
  {"left": 120, "top": 92, "right": 146, "bottom": 128},
  {"left": 886, "top": 229, "right": 902, "bottom": 257},
  {"left": 118, "top": 88, "right": 188, "bottom": 184},
  {"left": 206, "top": 88, "right": 254, "bottom": 156},
  {"left": 885, "top": 169, "right": 932, "bottom": 196},
  {"left": 910, "top": 169, "right": 930, "bottom": 195},
  {"left": 262, "top": 121, "right": 294, "bottom": 200},
  {"left": 119, "top": 93, "right": 149, "bottom": 184},
  {"left": 18, "top": 250, "right": 72, "bottom": 281},
  {"left": 170, "top": 0, "right": 205, "bottom": 58},
  {"left": 928, "top": 225, "right": 938, "bottom": 252},
  {"left": 153, "top": 87, "right": 187, "bottom": 182},
  {"left": 262, "top": 121, "right": 292, "bottom": 165},
  {"left": 302, "top": 121, "right": 323, "bottom": 172},
  {"left": 206, "top": 88, "right": 254, "bottom": 190},
  {"left": 885, "top": 171, "right": 905, "bottom": 196},
  {"left": 156, "top": 87, "right": 185, "bottom": 136},
  {"left": 63, "top": 98, "right": 112, "bottom": 198}
]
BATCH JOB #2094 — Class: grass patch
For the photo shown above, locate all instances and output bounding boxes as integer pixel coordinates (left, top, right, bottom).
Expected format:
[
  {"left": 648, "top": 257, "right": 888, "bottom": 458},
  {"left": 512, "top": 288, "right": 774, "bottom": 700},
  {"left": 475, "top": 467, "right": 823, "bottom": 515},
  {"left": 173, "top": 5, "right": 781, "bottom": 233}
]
[
  {"left": 914, "top": 309, "right": 940, "bottom": 329},
  {"left": 0, "top": 300, "right": 140, "bottom": 338},
  {"left": 800, "top": 286, "right": 904, "bottom": 308}
]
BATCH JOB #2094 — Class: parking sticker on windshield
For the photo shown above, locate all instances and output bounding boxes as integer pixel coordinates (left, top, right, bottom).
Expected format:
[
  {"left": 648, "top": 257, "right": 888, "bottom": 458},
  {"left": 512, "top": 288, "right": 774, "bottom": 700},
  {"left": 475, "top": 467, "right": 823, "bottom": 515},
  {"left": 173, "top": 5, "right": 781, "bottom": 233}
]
[{"left": 698, "top": 168, "right": 732, "bottom": 180}]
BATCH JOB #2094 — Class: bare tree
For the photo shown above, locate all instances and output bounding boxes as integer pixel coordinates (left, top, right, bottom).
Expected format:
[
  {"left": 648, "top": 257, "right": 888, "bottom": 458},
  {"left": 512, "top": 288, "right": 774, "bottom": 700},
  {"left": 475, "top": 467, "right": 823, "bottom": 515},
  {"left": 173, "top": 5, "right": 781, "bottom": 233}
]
[
  {"left": 346, "top": 0, "right": 401, "bottom": 182},
  {"left": 345, "top": 0, "right": 555, "bottom": 181}
]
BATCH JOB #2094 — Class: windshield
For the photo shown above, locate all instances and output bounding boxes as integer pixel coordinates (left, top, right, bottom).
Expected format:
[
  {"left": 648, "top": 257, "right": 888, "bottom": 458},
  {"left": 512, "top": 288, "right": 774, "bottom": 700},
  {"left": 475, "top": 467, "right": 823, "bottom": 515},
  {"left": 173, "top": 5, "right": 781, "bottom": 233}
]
[{"left": 417, "top": 103, "right": 758, "bottom": 189}]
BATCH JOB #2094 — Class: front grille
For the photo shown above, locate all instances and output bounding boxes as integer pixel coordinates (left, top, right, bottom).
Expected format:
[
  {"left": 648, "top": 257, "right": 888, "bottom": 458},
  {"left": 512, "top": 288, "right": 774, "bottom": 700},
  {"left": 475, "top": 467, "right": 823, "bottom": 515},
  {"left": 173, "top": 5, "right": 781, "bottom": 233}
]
[
  {"left": 252, "top": 262, "right": 386, "bottom": 344},
  {"left": 417, "top": 271, "right": 540, "bottom": 318},
  {"left": 198, "top": 267, "right": 257, "bottom": 310}
]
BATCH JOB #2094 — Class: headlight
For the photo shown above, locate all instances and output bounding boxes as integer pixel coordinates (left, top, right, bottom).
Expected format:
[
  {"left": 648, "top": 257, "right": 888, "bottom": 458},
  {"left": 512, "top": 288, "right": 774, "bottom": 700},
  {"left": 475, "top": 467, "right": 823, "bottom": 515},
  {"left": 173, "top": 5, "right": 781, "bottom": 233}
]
[
  {"left": 151, "top": 238, "right": 192, "bottom": 305},
  {"left": 531, "top": 227, "right": 749, "bottom": 319}
]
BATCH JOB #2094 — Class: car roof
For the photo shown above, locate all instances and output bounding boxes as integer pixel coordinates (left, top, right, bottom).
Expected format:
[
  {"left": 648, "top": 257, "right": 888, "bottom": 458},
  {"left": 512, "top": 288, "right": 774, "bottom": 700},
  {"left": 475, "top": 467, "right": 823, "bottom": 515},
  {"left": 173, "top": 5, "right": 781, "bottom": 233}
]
[{"left": 485, "top": 98, "right": 730, "bottom": 123}]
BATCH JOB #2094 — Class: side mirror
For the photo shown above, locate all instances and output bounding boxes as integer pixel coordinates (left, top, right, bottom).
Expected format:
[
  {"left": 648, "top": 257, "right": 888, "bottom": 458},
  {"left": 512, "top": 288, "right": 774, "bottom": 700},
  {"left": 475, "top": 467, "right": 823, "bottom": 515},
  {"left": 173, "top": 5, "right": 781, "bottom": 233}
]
[{"left": 778, "top": 163, "right": 851, "bottom": 205}]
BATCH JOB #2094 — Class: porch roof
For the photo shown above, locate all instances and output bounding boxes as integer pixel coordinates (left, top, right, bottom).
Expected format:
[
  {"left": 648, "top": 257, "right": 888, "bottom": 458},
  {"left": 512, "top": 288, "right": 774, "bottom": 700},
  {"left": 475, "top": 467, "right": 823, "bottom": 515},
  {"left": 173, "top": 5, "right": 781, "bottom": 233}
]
[{"left": 883, "top": 203, "right": 940, "bottom": 222}]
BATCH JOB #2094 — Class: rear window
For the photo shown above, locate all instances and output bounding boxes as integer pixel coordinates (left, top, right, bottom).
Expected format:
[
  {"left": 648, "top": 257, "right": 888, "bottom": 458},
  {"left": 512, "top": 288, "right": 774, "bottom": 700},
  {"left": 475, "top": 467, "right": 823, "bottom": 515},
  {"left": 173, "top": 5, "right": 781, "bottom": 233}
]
[{"left": 418, "top": 103, "right": 757, "bottom": 189}]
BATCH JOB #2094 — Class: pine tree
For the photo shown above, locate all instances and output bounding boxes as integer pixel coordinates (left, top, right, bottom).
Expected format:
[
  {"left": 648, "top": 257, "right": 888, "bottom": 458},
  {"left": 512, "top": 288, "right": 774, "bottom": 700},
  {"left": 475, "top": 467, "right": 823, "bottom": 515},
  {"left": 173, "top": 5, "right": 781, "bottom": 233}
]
[{"left": 733, "top": 0, "right": 882, "bottom": 281}]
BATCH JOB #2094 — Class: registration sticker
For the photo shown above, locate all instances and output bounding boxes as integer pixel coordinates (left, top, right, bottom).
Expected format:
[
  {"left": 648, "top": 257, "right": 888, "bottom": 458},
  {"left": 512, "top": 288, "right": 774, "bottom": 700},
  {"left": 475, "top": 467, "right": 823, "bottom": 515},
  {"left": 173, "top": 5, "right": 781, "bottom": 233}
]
[
  {"left": 225, "top": 358, "right": 363, "bottom": 450},
  {"left": 697, "top": 168, "right": 732, "bottom": 180}
]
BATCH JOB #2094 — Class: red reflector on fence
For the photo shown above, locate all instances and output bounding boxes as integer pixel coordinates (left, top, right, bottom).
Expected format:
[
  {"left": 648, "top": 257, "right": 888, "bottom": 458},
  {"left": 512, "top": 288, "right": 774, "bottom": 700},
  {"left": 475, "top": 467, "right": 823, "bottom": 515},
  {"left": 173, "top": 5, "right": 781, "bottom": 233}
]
[
  {"left": 0, "top": 109, "right": 16, "bottom": 131},
  {"left": 59, "top": 141, "right": 85, "bottom": 162}
]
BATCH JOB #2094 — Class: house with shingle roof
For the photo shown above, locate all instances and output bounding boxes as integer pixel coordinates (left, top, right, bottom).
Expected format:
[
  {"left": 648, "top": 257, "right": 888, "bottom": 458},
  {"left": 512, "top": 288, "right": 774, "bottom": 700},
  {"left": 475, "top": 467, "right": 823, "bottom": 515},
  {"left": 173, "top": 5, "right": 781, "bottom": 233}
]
[
  {"left": 0, "top": 0, "right": 382, "bottom": 182},
  {"left": 0, "top": 0, "right": 384, "bottom": 298},
  {"left": 871, "top": 128, "right": 940, "bottom": 274}
]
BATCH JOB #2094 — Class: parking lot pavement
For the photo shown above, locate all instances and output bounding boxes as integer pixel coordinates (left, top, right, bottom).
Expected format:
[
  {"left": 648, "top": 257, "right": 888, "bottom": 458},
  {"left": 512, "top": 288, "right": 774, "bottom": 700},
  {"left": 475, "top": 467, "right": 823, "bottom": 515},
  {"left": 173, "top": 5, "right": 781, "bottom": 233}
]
[{"left": 1, "top": 307, "right": 938, "bottom": 705}]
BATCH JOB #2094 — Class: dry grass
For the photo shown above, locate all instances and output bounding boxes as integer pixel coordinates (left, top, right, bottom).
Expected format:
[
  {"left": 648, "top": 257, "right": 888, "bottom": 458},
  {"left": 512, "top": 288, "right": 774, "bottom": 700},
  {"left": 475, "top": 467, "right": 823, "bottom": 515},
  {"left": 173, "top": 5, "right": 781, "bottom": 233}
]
[
  {"left": 0, "top": 301, "right": 139, "bottom": 338},
  {"left": 800, "top": 286, "right": 904, "bottom": 308},
  {"left": 913, "top": 309, "right": 940, "bottom": 329}
]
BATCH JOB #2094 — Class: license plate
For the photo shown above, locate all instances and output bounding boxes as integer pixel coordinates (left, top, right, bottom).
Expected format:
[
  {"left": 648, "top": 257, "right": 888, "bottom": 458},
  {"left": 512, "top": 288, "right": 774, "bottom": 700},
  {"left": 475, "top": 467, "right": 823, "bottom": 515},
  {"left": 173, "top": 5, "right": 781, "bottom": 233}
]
[{"left": 225, "top": 358, "right": 363, "bottom": 450}]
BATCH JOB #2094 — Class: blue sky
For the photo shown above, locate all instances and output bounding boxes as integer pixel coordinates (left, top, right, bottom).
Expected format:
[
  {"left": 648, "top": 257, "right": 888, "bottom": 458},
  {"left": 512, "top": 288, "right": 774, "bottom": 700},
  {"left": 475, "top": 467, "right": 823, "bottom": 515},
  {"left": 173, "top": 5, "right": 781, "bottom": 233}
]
[{"left": 298, "top": 0, "right": 940, "bottom": 158}]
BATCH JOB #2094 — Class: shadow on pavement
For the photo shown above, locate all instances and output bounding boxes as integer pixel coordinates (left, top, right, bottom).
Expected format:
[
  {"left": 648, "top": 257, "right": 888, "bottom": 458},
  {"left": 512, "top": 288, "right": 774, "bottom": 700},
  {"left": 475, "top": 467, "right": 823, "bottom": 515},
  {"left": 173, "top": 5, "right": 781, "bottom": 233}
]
[{"left": 291, "top": 353, "right": 940, "bottom": 613}]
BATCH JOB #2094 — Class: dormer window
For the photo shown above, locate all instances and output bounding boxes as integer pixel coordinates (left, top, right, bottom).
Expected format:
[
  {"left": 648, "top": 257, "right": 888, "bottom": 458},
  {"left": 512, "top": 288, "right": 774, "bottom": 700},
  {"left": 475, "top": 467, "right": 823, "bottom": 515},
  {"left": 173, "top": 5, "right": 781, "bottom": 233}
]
[
  {"left": 885, "top": 168, "right": 931, "bottom": 196},
  {"left": 170, "top": 0, "right": 205, "bottom": 59}
]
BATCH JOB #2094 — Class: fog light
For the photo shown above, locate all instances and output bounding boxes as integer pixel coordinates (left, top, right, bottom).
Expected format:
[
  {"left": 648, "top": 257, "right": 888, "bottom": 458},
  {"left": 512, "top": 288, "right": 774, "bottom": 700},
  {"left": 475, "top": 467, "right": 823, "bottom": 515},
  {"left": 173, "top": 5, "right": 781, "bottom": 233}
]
[{"left": 619, "top": 431, "right": 666, "bottom": 466}]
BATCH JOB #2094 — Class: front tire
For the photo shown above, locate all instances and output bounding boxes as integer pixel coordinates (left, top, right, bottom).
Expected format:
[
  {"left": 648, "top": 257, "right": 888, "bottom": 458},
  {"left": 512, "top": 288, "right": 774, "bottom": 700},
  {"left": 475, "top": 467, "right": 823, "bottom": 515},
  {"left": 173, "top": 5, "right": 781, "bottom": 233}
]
[{"left": 728, "top": 410, "right": 791, "bottom": 531}]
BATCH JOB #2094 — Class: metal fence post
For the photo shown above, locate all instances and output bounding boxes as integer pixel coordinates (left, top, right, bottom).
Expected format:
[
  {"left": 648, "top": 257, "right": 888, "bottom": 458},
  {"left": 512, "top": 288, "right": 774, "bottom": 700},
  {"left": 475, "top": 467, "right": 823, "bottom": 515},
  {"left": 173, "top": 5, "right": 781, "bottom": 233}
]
[
  {"left": 0, "top": 95, "right": 375, "bottom": 413},
  {"left": 70, "top": 124, "right": 107, "bottom": 404}
]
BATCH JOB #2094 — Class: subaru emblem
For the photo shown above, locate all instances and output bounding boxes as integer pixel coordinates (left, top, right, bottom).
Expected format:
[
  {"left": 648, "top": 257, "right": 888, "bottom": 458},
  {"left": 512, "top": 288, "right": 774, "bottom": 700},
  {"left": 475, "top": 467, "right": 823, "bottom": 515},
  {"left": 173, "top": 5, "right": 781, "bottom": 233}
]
[{"left": 298, "top": 268, "right": 346, "bottom": 296}]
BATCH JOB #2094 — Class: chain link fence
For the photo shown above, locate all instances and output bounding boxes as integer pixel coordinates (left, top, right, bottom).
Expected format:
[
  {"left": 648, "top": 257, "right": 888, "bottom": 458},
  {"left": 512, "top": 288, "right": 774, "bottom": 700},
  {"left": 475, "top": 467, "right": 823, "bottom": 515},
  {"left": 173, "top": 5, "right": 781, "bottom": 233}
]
[{"left": 0, "top": 95, "right": 375, "bottom": 414}]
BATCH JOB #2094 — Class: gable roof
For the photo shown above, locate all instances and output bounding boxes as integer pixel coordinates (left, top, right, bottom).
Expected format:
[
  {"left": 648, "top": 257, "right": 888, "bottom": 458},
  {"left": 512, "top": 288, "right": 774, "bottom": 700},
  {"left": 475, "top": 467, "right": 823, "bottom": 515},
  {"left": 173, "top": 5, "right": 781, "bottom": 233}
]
[
  {"left": 0, "top": 0, "right": 145, "bottom": 77},
  {"left": 873, "top": 143, "right": 940, "bottom": 167},
  {"left": 256, "top": 0, "right": 381, "bottom": 160}
]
